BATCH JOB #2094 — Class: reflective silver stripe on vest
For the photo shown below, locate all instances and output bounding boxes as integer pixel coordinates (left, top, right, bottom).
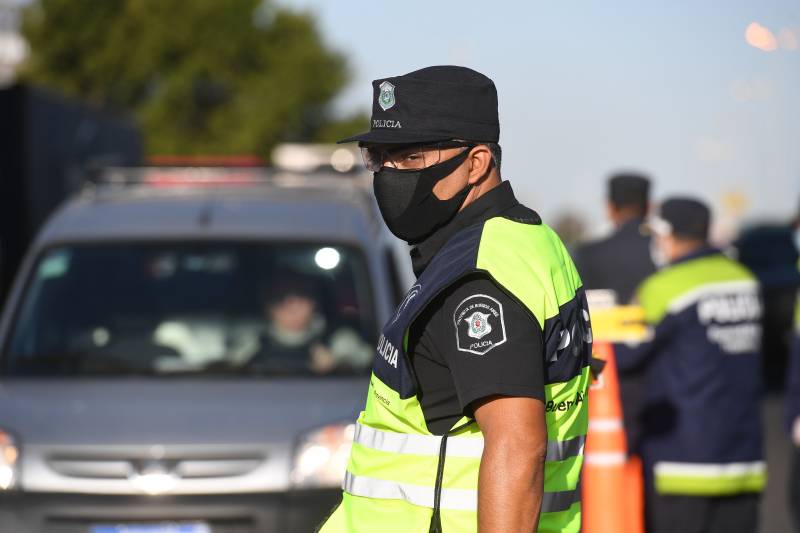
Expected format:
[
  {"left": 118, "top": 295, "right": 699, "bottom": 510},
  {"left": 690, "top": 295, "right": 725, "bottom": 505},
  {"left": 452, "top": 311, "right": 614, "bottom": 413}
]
[
  {"left": 546, "top": 435, "right": 585, "bottom": 463},
  {"left": 667, "top": 279, "right": 759, "bottom": 315},
  {"left": 542, "top": 481, "right": 582, "bottom": 513},
  {"left": 654, "top": 460, "right": 766, "bottom": 478},
  {"left": 353, "top": 423, "right": 584, "bottom": 462},
  {"left": 353, "top": 423, "right": 483, "bottom": 457},
  {"left": 344, "top": 471, "right": 581, "bottom": 514},
  {"left": 344, "top": 471, "right": 477, "bottom": 511}
]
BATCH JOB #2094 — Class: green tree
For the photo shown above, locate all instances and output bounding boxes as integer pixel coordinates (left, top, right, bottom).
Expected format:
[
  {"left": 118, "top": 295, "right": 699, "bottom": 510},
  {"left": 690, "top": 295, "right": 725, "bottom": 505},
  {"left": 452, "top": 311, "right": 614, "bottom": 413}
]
[{"left": 20, "top": 0, "right": 367, "bottom": 155}]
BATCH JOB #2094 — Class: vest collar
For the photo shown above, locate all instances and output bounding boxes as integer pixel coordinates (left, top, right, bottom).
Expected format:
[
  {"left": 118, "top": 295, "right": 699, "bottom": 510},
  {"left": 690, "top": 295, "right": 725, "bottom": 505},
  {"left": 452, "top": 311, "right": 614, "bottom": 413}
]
[
  {"left": 410, "top": 181, "right": 519, "bottom": 277},
  {"left": 670, "top": 245, "right": 719, "bottom": 266}
]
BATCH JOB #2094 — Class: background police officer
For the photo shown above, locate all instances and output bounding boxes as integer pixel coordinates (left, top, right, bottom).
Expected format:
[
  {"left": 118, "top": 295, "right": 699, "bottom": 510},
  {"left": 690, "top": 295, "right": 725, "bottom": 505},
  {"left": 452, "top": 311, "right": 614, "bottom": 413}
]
[
  {"left": 616, "top": 197, "right": 764, "bottom": 533},
  {"left": 318, "top": 66, "right": 592, "bottom": 533},
  {"left": 573, "top": 172, "right": 656, "bottom": 456},
  {"left": 573, "top": 172, "right": 656, "bottom": 304}
]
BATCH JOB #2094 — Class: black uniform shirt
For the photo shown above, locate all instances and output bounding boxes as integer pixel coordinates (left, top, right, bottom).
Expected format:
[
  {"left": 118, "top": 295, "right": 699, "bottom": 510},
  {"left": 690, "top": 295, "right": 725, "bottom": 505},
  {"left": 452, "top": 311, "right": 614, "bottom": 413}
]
[
  {"left": 407, "top": 182, "right": 546, "bottom": 435},
  {"left": 571, "top": 218, "right": 656, "bottom": 304}
]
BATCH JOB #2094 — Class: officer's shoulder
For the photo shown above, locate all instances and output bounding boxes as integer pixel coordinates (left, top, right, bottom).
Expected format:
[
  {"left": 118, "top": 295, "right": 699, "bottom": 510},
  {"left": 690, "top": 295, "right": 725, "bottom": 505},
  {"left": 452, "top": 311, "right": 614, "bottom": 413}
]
[
  {"left": 643, "top": 252, "right": 750, "bottom": 291},
  {"left": 573, "top": 236, "right": 610, "bottom": 260},
  {"left": 635, "top": 269, "right": 682, "bottom": 324},
  {"left": 636, "top": 252, "right": 756, "bottom": 322},
  {"left": 442, "top": 273, "right": 541, "bottom": 328},
  {"left": 636, "top": 254, "right": 721, "bottom": 306},
  {"left": 479, "top": 204, "right": 555, "bottom": 244},
  {"left": 576, "top": 223, "right": 647, "bottom": 253},
  {"left": 498, "top": 203, "right": 542, "bottom": 226},
  {"left": 481, "top": 207, "right": 573, "bottom": 266},
  {"left": 702, "top": 252, "right": 758, "bottom": 281},
  {"left": 478, "top": 208, "right": 579, "bottom": 289},
  {"left": 637, "top": 263, "right": 683, "bottom": 298},
  {"left": 445, "top": 272, "right": 510, "bottom": 302}
]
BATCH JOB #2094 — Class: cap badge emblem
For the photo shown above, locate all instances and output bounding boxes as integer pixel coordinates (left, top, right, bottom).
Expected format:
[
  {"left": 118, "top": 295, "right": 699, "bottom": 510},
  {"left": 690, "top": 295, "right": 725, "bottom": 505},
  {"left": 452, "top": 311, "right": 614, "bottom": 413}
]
[{"left": 378, "top": 81, "right": 396, "bottom": 111}]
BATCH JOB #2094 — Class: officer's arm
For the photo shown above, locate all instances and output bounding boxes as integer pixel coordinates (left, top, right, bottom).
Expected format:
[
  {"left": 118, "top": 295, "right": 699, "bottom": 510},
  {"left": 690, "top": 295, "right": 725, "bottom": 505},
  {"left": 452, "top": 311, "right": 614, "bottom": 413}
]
[
  {"left": 614, "top": 338, "right": 656, "bottom": 373},
  {"left": 473, "top": 395, "right": 547, "bottom": 533},
  {"left": 614, "top": 315, "right": 676, "bottom": 373}
]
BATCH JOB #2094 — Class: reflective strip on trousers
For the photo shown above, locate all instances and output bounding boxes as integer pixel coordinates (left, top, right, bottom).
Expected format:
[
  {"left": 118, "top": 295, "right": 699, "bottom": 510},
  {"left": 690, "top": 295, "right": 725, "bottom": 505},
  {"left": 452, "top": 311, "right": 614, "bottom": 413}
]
[
  {"left": 654, "top": 460, "right": 767, "bottom": 495},
  {"left": 344, "top": 471, "right": 582, "bottom": 513},
  {"left": 654, "top": 461, "right": 766, "bottom": 478},
  {"left": 353, "top": 423, "right": 584, "bottom": 462}
]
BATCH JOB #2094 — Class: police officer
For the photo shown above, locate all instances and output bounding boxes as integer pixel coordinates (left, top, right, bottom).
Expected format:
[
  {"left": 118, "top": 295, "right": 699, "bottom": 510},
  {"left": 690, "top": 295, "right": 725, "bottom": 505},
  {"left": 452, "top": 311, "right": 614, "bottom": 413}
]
[
  {"left": 318, "top": 66, "right": 592, "bottom": 533},
  {"left": 573, "top": 173, "right": 656, "bottom": 455},
  {"left": 616, "top": 197, "right": 764, "bottom": 533},
  {"left": 572, "top": 172, "right": 656, "bottom": 304}
]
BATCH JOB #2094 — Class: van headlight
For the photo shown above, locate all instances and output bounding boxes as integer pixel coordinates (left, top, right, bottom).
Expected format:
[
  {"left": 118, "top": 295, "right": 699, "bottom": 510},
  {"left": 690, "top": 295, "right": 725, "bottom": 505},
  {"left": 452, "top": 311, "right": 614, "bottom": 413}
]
[
  {"left": 291, "top": 423, "right": 355, "bottom": 489},
  {"left": 0, "top": 430, "right": 19, "bottom": 490}
]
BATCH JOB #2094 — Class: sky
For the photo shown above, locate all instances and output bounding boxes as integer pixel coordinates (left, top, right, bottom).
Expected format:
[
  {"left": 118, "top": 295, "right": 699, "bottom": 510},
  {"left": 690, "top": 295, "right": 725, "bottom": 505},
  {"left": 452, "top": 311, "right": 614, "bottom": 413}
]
[{"left": 278, "top": 0, "right": 800, "bottom": 240}]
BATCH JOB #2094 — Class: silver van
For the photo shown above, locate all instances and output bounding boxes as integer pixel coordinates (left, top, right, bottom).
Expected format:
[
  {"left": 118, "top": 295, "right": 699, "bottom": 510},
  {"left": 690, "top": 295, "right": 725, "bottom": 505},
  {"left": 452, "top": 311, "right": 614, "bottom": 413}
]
[{"left": 0, "top": 166, "right": 412, "bottom": 533}]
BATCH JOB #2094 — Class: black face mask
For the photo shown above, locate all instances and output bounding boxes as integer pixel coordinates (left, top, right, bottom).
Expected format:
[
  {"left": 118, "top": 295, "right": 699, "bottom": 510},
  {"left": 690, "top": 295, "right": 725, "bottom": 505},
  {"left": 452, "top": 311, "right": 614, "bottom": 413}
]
[{"left": 373, "top": 148, "right": 472, "bottom": 244}]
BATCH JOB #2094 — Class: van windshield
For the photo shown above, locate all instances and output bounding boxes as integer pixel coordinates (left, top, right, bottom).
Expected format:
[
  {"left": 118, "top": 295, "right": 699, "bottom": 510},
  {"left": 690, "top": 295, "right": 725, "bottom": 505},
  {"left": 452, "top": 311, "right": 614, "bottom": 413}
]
[{"left": 4, "top": 242, "right": 376, "bottom": 377}]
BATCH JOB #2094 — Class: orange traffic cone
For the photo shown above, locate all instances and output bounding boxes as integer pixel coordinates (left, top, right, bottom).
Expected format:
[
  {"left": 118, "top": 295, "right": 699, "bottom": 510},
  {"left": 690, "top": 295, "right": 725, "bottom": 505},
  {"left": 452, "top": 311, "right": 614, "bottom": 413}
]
[
  {"left": 582, "top": 340, "right": 627, "bottom": 532},
  {"left": 623, "top": 454, "right": 644, "bottom": 533},
  {"left": 582, "top": 340, "right": 644, "bottom": 533}
]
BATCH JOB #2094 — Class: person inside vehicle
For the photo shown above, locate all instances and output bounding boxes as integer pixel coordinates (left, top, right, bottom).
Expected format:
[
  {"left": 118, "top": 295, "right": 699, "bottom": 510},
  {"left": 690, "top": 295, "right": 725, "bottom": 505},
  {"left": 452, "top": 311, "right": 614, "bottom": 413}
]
[{"left": 251, "top": 274, "right": 372, "bottom": 374}]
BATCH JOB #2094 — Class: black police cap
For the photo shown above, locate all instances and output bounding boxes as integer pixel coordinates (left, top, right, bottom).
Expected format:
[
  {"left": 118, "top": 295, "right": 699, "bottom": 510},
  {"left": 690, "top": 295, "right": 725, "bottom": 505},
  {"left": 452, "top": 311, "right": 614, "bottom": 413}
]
[
  {"left": 608, "top": 173, "right": 650, "bottom": 208},
  {"left": 659, "top": 197, "right": 711, "bottom": 241},
  {"left": 339, "top": 65, "right": 500, "bottom": 145}
]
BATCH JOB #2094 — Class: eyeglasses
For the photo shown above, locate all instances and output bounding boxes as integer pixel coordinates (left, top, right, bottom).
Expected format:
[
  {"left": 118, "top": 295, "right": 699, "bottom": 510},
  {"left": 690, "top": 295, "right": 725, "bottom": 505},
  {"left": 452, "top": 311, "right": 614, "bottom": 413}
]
[{"left": 360, "top": 141, "right": 475, "bottom": 172}]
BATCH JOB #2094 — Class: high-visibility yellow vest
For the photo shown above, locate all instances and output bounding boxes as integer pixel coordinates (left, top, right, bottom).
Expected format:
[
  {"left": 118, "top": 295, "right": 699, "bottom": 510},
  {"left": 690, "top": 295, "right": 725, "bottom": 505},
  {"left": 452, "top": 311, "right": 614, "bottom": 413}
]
[{"left": 319, "top": 217, "right": 592, "bottom": 533}]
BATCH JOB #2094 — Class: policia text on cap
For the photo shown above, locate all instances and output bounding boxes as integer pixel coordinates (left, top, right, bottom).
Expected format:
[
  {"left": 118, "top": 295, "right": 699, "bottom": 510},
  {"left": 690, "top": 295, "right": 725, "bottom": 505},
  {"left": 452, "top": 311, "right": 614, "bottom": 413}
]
[{"left": 318, "top": 66, "right": 591, "bottom": 533}]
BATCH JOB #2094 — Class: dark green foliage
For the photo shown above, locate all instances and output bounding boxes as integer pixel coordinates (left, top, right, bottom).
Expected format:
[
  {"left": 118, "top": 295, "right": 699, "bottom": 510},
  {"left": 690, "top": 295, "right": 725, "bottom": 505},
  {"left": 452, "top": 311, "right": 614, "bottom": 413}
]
[{"left": 21, "top": 0, "right": 367, "bottom": 155}]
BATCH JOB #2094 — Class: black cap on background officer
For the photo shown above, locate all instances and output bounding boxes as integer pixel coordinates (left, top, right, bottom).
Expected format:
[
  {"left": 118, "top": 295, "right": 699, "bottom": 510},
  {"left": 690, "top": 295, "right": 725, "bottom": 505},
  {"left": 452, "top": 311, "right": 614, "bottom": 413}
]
[
  {"left": 649, "top": 196, "right": 712, "bottom": 265},
  {"left": 608, "top": 172, "right": 650, "bottom": 224},
  {"left": 652, "top": 197, "right": 711, "bottom": 239}
]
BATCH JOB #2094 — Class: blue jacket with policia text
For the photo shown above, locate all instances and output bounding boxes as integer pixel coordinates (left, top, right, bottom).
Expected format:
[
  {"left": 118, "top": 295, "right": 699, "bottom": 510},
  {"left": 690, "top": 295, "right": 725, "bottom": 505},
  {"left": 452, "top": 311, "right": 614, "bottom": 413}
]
[{"left": 615, "top": 248, "right": 765, "bottom": 496}]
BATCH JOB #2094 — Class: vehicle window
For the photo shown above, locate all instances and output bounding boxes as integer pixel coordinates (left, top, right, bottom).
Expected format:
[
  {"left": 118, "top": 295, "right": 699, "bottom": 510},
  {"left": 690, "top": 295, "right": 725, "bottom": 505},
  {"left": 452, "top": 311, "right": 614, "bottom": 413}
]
[{"left": 4, "top": 242, "right": 376, "bottom": 377}]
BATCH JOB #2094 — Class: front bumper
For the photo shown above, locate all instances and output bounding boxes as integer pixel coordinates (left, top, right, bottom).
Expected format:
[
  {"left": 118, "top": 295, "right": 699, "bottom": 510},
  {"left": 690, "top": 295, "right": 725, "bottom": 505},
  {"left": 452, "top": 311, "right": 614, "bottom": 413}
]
[{"left": 0, "top": 489, "right": 340, "bottom": 533}]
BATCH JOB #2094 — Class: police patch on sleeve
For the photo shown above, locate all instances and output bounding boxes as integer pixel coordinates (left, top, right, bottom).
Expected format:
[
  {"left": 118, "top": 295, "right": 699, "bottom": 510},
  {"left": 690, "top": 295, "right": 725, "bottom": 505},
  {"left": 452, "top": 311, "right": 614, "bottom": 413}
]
[{"left": 453, "top": 294, "right": 507, "bottom": 355}]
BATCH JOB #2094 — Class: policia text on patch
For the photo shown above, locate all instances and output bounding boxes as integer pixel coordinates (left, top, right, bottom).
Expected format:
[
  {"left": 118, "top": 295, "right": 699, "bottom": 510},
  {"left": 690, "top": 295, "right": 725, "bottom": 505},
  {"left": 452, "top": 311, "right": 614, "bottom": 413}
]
[{"left": 318, "top": 66, "right": 593, "bottom": 533}]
